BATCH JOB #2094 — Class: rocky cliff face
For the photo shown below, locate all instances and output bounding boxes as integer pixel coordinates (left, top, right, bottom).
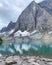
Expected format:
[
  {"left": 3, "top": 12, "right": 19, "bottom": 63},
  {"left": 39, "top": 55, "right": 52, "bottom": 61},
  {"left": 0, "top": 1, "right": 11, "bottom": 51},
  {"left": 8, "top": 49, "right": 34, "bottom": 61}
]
[
  {"left": 38, "top": 0, "right": 52, "bottom": 32},
  {"left": 15, "top": 1, "right": 37, "bottom": 32},
  {"left": 0, "top": 21, "right": 15, "bottom": 33},
  {"left": 36, "top": 6, "right": 52, "bottom": 32},
  {"left": 1, "top": 0, "right": 52, "bottom": 34},
  {"left": 14, "top": 0, "right": 52, "bottom": 33},
  {"left": 39, "top": 0, "right": 52, "bottom": 15}
]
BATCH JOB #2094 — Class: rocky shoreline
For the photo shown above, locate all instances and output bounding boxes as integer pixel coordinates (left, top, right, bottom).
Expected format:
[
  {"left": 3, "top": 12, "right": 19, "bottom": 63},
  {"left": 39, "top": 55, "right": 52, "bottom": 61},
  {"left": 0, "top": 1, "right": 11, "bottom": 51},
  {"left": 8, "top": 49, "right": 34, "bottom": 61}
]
[{"left": 0, "top": 55, "right": 52, "bottom": 65}]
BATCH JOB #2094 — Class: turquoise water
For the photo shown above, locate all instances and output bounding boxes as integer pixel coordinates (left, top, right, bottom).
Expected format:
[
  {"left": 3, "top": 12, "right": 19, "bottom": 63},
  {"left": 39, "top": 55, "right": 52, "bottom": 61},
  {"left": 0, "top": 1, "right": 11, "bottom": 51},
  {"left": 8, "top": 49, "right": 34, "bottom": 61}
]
[{"left": 0, "top": 40, "right": 52, "bottom": 57}]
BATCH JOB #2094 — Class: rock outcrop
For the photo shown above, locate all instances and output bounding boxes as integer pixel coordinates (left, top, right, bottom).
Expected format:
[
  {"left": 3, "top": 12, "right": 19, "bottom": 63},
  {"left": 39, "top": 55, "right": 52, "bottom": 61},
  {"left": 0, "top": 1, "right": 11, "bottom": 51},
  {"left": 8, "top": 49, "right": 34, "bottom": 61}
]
[
  {"left": 39, "top": 0, "right": 52, "bottom": 15},
  {"left": 0, "top": 21, "right": 15, "bottom": 33},
  {"left": 14, "top": 0, "right": 52, "bottom": 33},
  {"left": 15, "top": 1, "right": 37, "bottom": 32},
  {"left": 0, "top": 56, "right": 52, "bottom": 65},
  {"left": 38, "top": 0, "right": 52, "bottom": 32}
]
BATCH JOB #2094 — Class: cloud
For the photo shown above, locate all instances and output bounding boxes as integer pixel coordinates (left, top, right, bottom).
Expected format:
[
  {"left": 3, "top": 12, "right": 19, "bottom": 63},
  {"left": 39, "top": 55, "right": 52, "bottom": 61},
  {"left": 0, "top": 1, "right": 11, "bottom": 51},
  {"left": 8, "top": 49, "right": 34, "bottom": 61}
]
[
  {"left": 0, "top": 3, "right": 3, "bottom": 8},
  {"left": 35, "top": 0, "right": 44, "bottom": 3},
  {"left": 0, "top": 19, "right": 7, "bottom": 29}
]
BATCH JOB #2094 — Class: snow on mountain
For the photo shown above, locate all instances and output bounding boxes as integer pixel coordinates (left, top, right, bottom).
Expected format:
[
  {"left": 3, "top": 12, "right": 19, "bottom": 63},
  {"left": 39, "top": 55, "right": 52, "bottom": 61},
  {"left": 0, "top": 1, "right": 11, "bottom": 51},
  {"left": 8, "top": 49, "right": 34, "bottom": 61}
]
[
  {"left": 48, "top": 31, "right": 52, "bottom": 34},
  {"left": 14, "top": 30, "right": 30, "bottom": 37}
]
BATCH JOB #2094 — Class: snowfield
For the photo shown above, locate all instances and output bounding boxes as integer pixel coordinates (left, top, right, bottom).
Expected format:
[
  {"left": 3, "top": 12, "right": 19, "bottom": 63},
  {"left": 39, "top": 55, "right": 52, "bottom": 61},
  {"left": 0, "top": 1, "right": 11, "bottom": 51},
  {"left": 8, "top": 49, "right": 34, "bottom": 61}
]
[{"left": 14, "top": 30, "right": 39, "bottom": 37}]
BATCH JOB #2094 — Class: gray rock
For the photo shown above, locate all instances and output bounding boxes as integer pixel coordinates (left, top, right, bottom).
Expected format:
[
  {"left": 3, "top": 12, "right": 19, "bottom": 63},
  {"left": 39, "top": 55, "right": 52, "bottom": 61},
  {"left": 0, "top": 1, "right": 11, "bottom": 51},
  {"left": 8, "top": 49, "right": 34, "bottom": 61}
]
[
  {"left": 38, "top": 0, "right": 52, "bottom": 32},
  {"left": 39, "top": 0, "right": 52, "bottom": 15},
  {"left": 0, "top": 21, "right": 15, "bottom": 33},
  {"left": 0, "top": 56, "right": 52, "bottom": 65},
  {"left": 0, "top": 61, "right": 5, "bottom": 65},
  {"left": 14, "top": 0, "right": 52, "bottom": 34},
  {"left": 15, "top": 1, "right": 37, "bottom": 32}
]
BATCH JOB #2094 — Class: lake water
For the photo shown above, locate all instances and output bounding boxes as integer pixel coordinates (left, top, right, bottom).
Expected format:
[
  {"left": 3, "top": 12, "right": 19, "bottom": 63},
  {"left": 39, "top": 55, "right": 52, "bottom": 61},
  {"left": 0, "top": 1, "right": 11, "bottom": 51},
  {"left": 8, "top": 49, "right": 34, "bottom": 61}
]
[{"left": 0, "top": 40, "right": 52, "bottom": 57}]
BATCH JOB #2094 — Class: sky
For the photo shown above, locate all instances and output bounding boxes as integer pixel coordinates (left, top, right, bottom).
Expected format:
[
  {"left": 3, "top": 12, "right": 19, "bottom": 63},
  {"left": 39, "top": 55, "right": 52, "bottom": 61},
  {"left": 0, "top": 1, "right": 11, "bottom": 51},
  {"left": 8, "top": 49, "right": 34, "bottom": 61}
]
[{"left": 0, "top": 0, "right": 44, "bottom": 29}]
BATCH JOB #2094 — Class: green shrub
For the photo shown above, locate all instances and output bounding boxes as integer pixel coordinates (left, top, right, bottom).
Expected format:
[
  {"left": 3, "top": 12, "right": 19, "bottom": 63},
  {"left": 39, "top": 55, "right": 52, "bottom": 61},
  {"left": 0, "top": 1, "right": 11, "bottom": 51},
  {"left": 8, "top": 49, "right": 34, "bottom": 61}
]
[{"left": 0, "top": 37, "right": 3, "bottom": 45}]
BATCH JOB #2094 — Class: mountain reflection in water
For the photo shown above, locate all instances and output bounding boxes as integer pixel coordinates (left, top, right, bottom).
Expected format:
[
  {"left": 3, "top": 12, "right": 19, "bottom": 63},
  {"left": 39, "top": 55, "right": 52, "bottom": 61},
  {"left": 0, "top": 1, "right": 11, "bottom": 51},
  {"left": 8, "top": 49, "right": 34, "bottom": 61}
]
[{"left": 0, "top": 40, "right": 52, "bottom": 57}]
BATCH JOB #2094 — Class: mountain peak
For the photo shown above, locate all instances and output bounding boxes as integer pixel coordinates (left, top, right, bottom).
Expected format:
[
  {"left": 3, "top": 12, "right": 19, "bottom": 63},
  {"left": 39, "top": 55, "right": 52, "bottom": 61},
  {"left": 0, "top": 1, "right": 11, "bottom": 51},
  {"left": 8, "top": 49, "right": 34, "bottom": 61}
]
[
  {"left": 14, "top": 1, "right": 38, "bottom": 32},
  {"left": 31, "top": 0, "right": 36, "bottom": 4},
  {"left": 4, "top": 0, "right": 52, "bottom": 35},
  {"left": 29, "top": 0, "right": 37, "bottom": 7},
  {"left": 0, "top": 21, "right": 16, "bottom": 33}
]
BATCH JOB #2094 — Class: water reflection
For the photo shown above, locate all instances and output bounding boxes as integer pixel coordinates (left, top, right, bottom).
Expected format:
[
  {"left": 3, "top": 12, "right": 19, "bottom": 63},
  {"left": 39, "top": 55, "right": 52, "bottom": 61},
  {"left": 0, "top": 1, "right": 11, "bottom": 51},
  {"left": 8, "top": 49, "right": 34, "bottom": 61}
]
[{"left": 0, "top": 41, "right": 52, "bottom": 56}]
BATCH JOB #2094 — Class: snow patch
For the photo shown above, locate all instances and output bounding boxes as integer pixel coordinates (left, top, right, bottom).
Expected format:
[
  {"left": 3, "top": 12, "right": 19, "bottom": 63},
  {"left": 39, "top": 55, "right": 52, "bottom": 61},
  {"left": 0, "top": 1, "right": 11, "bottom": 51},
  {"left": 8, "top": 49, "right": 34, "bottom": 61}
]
[
  {"left": 30, "top": 30, "right": 38, "bottom": 35},
  {"left": 9, "top": 29, "right": 14, "bottom": 34},
  {"left": 14, "top": 30, "right": 30, "bottom": 37},
  {"left": 48, "top": 31, "right": 52, "bottom": 34}
]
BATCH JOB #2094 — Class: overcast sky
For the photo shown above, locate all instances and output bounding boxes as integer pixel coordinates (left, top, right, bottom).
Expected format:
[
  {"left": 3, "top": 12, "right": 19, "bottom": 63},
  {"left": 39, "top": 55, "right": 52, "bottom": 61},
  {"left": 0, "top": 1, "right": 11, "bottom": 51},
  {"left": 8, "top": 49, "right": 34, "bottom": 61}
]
[{"left": 0, "top": 0, "right": 44, "bottom": 29}]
